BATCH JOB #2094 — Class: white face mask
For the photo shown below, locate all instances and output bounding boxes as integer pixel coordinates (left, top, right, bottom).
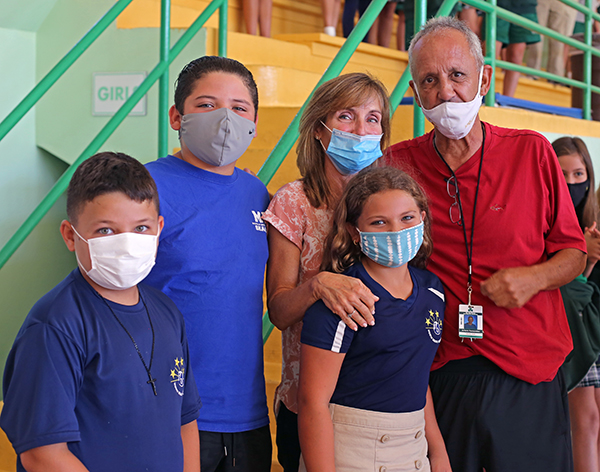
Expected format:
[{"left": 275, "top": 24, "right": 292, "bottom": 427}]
[
  {"left": 72, "top": 226, "right": 159, "bottom": 291},
  {"left": 415, "top": 67, "right": 483, "bottom": 140}
]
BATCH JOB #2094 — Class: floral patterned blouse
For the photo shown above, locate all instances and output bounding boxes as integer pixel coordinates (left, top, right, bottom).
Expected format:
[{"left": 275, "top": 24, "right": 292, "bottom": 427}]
[{"left": 262, "top": 179, "right": 334, "bottom": 414}]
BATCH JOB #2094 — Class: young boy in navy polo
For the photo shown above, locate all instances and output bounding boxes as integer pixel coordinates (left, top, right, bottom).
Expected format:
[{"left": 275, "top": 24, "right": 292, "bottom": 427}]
[{"left": 0, "top": 152, "right": 201, "bottom": 472}]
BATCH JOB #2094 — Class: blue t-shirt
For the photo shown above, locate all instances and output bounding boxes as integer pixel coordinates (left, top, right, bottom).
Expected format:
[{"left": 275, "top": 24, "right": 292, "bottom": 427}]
[
  {"left": 0, "top": 269, "right": 201, "bottom": 472},
  {"left": 301, "top": 263, "right": 445, "bottom": 413},
  {"left": 145, "top": 156, "right": 270, "bottom": 433}
]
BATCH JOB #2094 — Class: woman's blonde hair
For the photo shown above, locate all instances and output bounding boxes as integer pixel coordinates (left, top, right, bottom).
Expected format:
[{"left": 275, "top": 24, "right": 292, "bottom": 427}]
[
  {"left": 297, "top": 73, "right": 391, "bottom": 209},
  {"left": 552, "top": 136, "right": 598, "bottom": 231},
  {"left": 321, "top": 167, "right": 433, "bottom": 273}
]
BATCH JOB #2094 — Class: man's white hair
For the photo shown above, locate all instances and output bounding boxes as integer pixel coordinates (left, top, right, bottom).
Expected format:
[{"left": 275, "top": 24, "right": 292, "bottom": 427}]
[{"left": 408, "top": 16, "right": 484, "bottom": 79}]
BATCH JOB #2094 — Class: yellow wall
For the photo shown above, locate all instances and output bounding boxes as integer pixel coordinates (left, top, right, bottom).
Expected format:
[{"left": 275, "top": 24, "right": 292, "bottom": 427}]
[{"left": 0, "top": 403, "right": 16, "bottom": 472}]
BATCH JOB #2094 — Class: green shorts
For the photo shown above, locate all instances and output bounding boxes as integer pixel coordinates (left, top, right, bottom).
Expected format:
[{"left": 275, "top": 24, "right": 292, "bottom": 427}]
[
  {"left": 496, "top": 12, "right": 541, "bottom": 45},
  {"left": 573, "top": 21, "right": 585, "bottom": 35}
]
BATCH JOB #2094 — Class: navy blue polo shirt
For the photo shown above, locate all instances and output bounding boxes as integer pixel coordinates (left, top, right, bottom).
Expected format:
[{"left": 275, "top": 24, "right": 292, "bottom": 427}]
[{"left": 301, "top": 262, "right": 445, "bottom": 413}]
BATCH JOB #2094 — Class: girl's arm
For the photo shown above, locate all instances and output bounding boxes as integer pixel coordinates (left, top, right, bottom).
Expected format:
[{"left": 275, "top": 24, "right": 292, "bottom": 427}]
[
  {"left": 181, "top": 420, "right": 200, "bottom": 472},
  {"left": 424, "top": 387, "right": 452, "bottom": 472},
  {"left": 297, "top": 344, "right": 345, "bottom": 472},
  {"left": 20, "top": 443, "right": 90, "bottom": 472},
  {"left": 266, "top": 227, "right": 377, "bottom": 331}
]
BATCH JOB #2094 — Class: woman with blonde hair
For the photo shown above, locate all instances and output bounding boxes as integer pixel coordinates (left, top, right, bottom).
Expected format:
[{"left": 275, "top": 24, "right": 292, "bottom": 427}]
[{"left": 263, "top": 72, "right": 390, "bottom": 472}]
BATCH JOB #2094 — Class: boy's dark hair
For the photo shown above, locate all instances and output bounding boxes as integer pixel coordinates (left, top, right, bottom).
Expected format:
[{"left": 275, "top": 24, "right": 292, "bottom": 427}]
[
  {"left": 67, "top": 152, "right": 159, "bottom": 223},
  {"left": 174, "top": 56, "right": 259, "bottom": 118}
]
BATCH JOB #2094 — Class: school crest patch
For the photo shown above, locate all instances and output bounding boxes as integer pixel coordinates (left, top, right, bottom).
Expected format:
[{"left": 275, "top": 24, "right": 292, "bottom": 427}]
[
  {"left": 425, "top": 310, "right": 443, "bottom": 344},
  {"left": 170, "top": 357, "right": 185, "bottom": 396}
]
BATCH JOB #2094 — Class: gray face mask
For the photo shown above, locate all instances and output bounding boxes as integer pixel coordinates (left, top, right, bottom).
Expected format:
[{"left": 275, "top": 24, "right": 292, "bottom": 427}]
[{"left": 180, "top": 108, "right": 255, "bottom": 167}]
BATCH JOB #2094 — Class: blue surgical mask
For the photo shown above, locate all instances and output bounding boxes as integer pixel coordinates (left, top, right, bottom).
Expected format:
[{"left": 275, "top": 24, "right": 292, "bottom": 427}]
[
  {"left": 358, "top": 222, "right": 424, "bottom": 268},
  {"left": 319, "top": 122, "right": 383, "bottom": 175}
]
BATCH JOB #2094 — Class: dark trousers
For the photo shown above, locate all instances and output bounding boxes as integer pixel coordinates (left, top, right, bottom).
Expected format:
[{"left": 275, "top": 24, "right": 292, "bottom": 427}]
[
  {"left": 275, "top": 402, "right": 301, "bottom": 472},
  {"left": 199, "top": 425, "right": 272, "bottom": 472},
  {"left": 429, "top": 356, "right": 573, "bottom": 472}
]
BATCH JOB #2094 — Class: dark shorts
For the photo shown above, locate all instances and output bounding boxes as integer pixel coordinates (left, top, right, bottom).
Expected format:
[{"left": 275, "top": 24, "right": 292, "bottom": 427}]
[
  {"left": 275, "top": 402, "right": 301, "bottom": 472},
  {"left": 429, "top": 356, "right": 573, "bottom": 472},
  {"left": 496, "top": 12, "right": 541, "bottom": 45},
  {"left": 199, "top": 425, "right": 272, "bottom": 472}
]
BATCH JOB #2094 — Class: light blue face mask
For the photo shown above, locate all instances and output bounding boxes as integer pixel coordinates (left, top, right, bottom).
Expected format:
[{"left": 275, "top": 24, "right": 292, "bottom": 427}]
[
  {"left": 320, "top": 122, "right": 383, "bottom": 175},
  {"left": 358, "top": 221, "right": 424, "bottom": 268}
]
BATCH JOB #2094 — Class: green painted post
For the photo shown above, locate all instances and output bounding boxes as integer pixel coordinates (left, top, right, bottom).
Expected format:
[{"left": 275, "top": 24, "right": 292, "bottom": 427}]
[
  {"left": 389, "top": 0, "right": 457, "bottom": 113},
  {"left": 159, "top": 0, "right": 171, "bottom": 157},
  {"left": 219, "top": 0, "right": 228, "bottom": 57},
  {"left": 485, "top": 0, "right": 497, "bottom": 106},
  {"left": 413, "top": 0, "right": 426, "bottom": 137},
  {"left": 584, "top": 0, "right": 593, "bottom": 120}
]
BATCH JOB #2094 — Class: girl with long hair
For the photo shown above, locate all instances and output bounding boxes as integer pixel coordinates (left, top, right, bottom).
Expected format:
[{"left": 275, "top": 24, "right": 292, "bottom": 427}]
[
  {"left": 297, "top": 167, "right": 451, "bottom": 472},
  {"left": 553, "top": 136, "right": 600, "bottom": 472}
]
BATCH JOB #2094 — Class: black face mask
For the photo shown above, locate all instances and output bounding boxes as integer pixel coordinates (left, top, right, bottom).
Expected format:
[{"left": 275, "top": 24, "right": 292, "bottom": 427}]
[{"left": 567, "top": 180, "right": 590, "bottom": 208}]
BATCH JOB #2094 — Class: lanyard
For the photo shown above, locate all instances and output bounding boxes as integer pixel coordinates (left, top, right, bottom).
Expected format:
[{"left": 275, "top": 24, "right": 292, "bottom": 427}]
[{"left": 432, "top": 124, "right": 486, "bottom": 305}]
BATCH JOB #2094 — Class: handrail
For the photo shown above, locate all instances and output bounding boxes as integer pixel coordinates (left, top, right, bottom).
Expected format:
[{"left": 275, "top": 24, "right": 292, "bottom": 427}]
[
  {"left": 389, "top": 0, "right": 600, "bottom": 125},
  {"left": 0, "top": 0, "right": 228, "bottom": 270},
  {"left": 0, "top": 0, "right": 135, "bottom": 143},
  {"left": 158, "top": 0, "right": 171, "bottom": 158}
]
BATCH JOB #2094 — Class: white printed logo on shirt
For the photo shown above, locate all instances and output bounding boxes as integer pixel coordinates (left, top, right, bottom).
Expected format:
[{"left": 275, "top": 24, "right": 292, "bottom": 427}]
[
  {"left": 425, "top": 310, "right": 443, "bottom": 344},
  {"left": 170, "top": 357, "right": 185, "bottom": 396},
  {"left": 252, "top": 210, "right": 267, "bottom": 233}
]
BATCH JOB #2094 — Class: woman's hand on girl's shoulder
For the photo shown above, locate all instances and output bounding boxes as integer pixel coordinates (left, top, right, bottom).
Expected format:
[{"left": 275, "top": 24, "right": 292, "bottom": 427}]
[{"left": 312, "top": 272, "right": 378, "bottom": 331}]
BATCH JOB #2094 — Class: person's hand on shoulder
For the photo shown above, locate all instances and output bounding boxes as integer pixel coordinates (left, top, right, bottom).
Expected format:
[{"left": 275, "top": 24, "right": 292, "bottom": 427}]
[{"left": 312, "top": 271, "right": 378, "bottom": 331}]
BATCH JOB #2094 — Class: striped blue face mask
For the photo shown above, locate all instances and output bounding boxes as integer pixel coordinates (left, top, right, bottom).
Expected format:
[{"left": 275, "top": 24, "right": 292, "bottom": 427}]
[{"left": 357, "top": 222, "right": 424, "bottom": 268}]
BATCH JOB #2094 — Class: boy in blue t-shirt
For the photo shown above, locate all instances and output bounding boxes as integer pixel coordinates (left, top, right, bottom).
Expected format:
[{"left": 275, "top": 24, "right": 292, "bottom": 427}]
[
  {"left": 145, "top": 56, "right": 272, "bottom": 472},
  {"left": 0, "top": 152, "right": 201, "bottom": 472}
]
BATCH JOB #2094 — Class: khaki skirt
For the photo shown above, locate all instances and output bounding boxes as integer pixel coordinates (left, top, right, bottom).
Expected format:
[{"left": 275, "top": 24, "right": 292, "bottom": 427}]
[{"left": 299, "top": 403, "right": 430, "bottom": 472}]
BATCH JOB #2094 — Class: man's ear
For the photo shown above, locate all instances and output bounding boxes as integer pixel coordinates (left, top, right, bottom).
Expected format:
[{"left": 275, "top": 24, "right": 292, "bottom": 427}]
[
  {"left": 480, "top": 64, "right": 494, "bottom": 96},
  {"left": 60, "top": 220, "right": 76, "bottom": 252},
  {"left": 409, "top": 80, "right": 422, "bottom": 108},
  {"left": 169, "top": 105, "right": 183, "bottom": 131}
]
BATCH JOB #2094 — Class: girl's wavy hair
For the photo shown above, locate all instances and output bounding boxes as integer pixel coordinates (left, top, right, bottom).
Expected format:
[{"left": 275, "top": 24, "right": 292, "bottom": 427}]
[
  {"left": 297, "top": 72, "right": 391, "bottom": 209},
  {"left": 552, "top": 136, "right": 598, "bottom": 231},
  {"left": 321, "top": 167, "right": 433, "bottom": 273}
]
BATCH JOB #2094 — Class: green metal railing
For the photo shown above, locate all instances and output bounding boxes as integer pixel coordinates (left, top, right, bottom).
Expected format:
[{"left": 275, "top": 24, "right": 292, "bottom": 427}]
[
  {"left": 258, "top": 0, "right": 600, "bottom": 340},
  {"left": 389, "top": 0, "right": 600, "bottom": 135},
  {"left": 0, "top": 0, "right": 228, "bottom": 271},
  {"left": 260, "top": 0, "right": 600, "bottom": 200},
  {"left": 2, "top": 0, "right": 600, "bottom": 343}
]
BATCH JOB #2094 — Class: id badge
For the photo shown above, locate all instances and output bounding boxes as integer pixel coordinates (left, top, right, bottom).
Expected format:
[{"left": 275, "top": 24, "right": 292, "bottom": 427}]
[{"left": 458, "top": 304, "right": 483, "bottom": 339}]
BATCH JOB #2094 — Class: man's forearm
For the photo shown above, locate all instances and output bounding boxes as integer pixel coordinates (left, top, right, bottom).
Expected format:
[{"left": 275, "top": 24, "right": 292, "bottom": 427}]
[
  {"left": 480, "top": 248, "right": 586, "bottom": 309},
  {"left": 537, "top": 248, "right": 586, "bottom": 291}
]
